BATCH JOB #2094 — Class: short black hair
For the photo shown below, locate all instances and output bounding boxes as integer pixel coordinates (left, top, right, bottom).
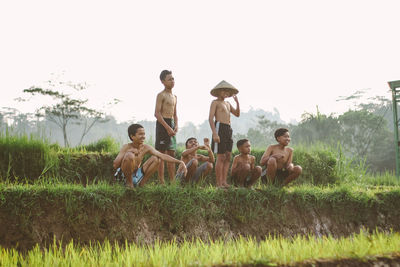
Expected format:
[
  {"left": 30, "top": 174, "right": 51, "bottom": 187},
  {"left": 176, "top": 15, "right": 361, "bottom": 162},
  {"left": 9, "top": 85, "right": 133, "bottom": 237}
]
[
  {"left": 185, "top": 137, "right": 197, "bottom": 148},
  {"left": 128, "top": 124, "right": 144, "bottom": 141},
  {"left": 236, "top": 139, "right": 249, "bottom": 149},
  {"left": 274, "top": 128, "right": 289, "bottom": 141},
  {"left": 160, "top": 70, "right": 172, "bottom": 81}
]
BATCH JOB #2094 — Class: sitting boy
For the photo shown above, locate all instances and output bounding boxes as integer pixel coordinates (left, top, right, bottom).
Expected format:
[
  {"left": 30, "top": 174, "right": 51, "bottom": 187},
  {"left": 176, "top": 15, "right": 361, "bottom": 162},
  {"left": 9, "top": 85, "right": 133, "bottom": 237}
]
[
  {"left": 260, "top": 128, "right": 302, "bottom": 186},
  {"left": 231, "top": 139, "right": 262, "bottom": 188},
  {"left": 113, "top": 124, "right": 187, "bottom": 188},
  {"left": 176, "top": 137, "right": 214, "bottom": 183}
]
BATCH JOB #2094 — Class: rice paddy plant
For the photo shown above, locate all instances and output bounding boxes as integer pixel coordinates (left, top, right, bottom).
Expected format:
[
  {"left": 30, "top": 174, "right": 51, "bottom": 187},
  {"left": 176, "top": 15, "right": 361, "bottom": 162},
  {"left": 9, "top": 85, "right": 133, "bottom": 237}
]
[{"left": 0, "top": 231, "right": 399, "bottom": 266}]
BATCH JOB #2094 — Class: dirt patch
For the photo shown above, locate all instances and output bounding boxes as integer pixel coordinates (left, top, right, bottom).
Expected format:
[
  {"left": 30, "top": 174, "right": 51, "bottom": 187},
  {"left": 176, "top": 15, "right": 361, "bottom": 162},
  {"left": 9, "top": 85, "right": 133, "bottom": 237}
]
[{"left": 1, "top": 189, "right": 400, "bottom": 251}]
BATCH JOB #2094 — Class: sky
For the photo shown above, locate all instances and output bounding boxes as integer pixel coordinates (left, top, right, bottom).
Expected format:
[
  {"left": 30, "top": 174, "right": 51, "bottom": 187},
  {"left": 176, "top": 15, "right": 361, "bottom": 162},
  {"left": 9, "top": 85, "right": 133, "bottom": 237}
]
[{"left": 1, "top": 0, "right": 399, "bottom": 126}]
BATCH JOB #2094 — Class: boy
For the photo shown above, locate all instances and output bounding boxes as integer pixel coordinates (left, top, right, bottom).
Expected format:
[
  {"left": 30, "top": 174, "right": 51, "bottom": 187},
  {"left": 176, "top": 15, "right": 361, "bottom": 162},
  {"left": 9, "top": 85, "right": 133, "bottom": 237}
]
[
  {"left": 260, "top": 128, "right": 302, "bottom": 186},
  {"left": 113, "top": 124, "right": 187, "bottom": 188},
  {"left": 154, "top": 70, "right": 178, "bottom": 183},
  {"left": 231, "top": 139, "right": 262, "bottom": 188},
  {"left": 209, "top": 80, "right": 240, "bottom": 188},
  {"left": 177, "top": 137, "right": 214, "bottom": 183}
]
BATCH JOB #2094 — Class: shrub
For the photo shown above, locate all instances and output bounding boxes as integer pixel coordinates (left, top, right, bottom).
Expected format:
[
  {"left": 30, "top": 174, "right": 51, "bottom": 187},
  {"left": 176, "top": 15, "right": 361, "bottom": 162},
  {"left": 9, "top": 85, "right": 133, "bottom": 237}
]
[
  {"left": 79, "top": 136, "right": 120, "bottom": 153},
  {"left": 0, "top": 134, "right": 53, "bottom": 181}
]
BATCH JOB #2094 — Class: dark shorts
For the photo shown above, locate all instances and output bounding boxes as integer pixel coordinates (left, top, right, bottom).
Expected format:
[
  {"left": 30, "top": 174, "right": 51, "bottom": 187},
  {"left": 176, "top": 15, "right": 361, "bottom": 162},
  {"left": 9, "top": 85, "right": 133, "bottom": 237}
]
[
  {"left": 155, "top": 118, "right": 177, "bottom": 151},
  {"left": 211, "top": 121, "right": 233, "bottom": 154},
  {"left": 175, "top": 159, "right": 209, "bottom": 182},
  {"left": 261, "top": 168, "right": 289, "bottom": 185}
]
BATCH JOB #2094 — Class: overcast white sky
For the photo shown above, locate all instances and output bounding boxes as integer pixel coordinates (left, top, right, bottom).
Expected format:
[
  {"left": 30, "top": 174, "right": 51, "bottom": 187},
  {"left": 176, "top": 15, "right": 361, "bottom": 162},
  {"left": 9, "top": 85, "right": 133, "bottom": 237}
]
[{"left": 1, "top": 0, "right": 399, "bottom": 126}]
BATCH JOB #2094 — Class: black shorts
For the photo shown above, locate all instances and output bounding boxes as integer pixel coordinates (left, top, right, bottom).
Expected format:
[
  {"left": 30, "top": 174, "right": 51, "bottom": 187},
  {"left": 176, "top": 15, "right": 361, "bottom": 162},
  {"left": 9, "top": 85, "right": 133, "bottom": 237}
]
[
  {"left": 211, "top": 121, "right": 233, "bottom": 154},
  {"left": 155, "top": 118, "right": 177, "bottom": 151},
  {"left": 261, "top": 168, "right": 289, "bottom": 184}
]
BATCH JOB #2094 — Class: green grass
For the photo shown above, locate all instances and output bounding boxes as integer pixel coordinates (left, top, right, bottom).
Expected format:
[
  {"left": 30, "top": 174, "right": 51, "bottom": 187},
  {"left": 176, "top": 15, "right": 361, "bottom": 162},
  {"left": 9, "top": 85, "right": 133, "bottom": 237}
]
[{"left": 0, "top": 231, "right": 399, "bottom": 266}]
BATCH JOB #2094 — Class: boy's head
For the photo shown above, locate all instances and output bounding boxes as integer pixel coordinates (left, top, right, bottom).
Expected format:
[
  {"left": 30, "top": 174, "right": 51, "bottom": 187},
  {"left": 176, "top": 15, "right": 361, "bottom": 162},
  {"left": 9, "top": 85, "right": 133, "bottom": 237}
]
[
  {"left": 128, "top": 124, "right": 145, "bottom": 143},
  {"left": 185, "top": 137, "right": 198, "bottom": 148},
  {"left": 274, "top": 128, "right": 290, "bottom": 146},
  {"left": 237, "top": 138, "right": 251, "bottom": 154},
  {"left": 160, "top": 70, "right": 174, "bottom": 89}
]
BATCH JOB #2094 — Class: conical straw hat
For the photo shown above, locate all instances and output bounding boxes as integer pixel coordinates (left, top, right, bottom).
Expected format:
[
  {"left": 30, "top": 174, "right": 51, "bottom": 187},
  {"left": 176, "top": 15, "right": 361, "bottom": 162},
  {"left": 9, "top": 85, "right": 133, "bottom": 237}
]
[{"left": 210, "top": 80, "right": 239, "bottom": 97}]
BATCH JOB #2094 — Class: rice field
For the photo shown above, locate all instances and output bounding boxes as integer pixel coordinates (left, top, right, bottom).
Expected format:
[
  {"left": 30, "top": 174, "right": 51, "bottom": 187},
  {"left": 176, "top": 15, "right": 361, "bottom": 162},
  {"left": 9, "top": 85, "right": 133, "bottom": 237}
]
[{"left": 0, "top": 231, "right": 399, "bottom": 266}]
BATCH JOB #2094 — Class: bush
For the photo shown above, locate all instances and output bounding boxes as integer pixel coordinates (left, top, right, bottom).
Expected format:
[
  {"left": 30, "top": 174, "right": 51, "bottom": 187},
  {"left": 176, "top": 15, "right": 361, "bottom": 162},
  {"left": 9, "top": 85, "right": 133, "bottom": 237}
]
[
  {"left": 0, "top": 134, "right": 53, "bottom": 181},
  {"left": 79, "top": 136, "right": 120, "bottom": 153}
]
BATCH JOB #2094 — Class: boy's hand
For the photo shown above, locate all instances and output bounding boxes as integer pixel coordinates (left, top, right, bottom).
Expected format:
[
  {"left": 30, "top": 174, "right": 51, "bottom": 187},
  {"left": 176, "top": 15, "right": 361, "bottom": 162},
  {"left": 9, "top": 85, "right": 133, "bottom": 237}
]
[
  {"left": 212, "top": 133, "right": 220, "bottom": 143},
  {"left": 232, "top": 94, "right": 238, "bottom": 102},
  {"left": 178, "top": 161, "right": 188, "bottom": 177},
  {"left": 174, "top": 125, "right": 178, "bottom": 134},
  {"left": 198, "top": 145, "right": 207, "bottom": 150},
  {"left": 204, "top": 138, "right": 210, "bottom": 147},
  {"left": 167, "top": 126, "right": 176, "bottom": 136}
]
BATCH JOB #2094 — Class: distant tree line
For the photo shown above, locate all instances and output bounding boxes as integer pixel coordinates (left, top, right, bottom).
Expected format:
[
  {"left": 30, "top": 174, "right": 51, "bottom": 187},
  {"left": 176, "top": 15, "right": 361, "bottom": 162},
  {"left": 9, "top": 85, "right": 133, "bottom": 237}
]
[{"left": 0, "top": 84, "right": 395, "bottom": 173}]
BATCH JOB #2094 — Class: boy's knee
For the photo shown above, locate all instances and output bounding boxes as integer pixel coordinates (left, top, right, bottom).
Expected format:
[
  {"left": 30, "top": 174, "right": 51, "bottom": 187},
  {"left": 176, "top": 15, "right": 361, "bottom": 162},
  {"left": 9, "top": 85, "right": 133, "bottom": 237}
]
[
  {"left": 242, "top": 163, "right": 251, "bottom": 171},
  {"left": 152, "top": 156, "right": 161, "bottom": 166},
  {"left": 267, "top": 157, "right": 277, "bottom": 167},
  {"left": 254, "top": 166, "right": 262, "bottom": 175},
  {"left": 192, "top": 158, "right": 199, "bottom": 167},
  {"left": 206, "top": 162, "right": 213, "bottom": 170},
  {"left": 122, "top": 152, "right": 135, "bottom": 163},
  {"left": 294, "top": 165, "right": 302, "bottom": 175},
  {"left": 217, "top": 154, "right": 226, "bottom": 161}
]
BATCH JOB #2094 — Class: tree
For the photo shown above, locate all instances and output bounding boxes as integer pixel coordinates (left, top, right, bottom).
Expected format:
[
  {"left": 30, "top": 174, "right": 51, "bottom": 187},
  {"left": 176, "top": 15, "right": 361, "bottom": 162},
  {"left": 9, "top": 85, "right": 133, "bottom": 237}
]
[
  {"left": 22, "top": 80, "right": 112, "bottom": 147},
  {"left": 291, "top": 107, "right": 340, "bottom": 145}
]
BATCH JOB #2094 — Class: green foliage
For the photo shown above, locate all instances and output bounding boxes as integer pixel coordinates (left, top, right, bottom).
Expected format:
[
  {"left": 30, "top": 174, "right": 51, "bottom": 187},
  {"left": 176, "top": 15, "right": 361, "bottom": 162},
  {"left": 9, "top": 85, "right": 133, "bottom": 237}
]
[
  {"left": 78, "top": 136, "right": 120, "bottom": 153},
  {"left": 0, "top": 133, "right": 53, "bottom": 181}
]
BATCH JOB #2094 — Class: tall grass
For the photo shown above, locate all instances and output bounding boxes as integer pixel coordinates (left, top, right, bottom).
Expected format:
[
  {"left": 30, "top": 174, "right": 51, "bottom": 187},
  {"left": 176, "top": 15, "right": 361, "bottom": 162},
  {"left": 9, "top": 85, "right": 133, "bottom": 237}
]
[{"left": 0, "top": 231, "right": 399, "bottom": 266}]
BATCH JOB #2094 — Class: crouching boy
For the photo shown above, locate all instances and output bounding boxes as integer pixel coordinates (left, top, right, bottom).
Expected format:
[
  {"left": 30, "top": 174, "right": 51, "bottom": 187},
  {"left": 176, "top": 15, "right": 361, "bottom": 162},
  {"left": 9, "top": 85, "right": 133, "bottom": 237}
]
[
  {"left": 260, "top": 128, "right": 302, "bottom": 186},
  {"left": 231, "top": 139, "right": 262, "bottom": 188},
  {"left": 176, "top": 137, "right": 214, "bottom": 183},
  {"left": 113, "top": 124, "right": 187, "bottom": 188}
]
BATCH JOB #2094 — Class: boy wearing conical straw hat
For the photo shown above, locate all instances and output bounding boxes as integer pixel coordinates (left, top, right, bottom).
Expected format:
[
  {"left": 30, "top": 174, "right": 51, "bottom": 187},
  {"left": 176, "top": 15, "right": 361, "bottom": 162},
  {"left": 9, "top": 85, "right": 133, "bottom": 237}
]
[{"left": 208, "top": 80, "right": 240, "bottom": 188}]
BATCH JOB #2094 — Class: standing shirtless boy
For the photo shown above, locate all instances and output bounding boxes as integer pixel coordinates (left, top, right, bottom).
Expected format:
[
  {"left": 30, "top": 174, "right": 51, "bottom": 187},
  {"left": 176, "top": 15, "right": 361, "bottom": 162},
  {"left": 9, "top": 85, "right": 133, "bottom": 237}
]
[
  {"left": 231, "top": 139, "right": 262, "bottom": 188},
  {"left": 113, "top": 124, "right": 187, "bottom": 188},
  {"left": 209, "top": 80, "right": 240, "bottom": 188},
  {"left": 177, "top": 137, "right": 214, "bottom": 183},
  {"left": 260, "top": 128, "right": 302, "bottom": 186},
  {"left": 154, "top": 70, "right": 178, "bottom": 183}
]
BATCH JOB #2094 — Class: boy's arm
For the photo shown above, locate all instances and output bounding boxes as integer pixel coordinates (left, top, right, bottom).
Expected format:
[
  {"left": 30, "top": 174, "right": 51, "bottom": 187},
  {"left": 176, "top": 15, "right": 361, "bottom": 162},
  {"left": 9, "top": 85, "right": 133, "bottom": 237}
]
[
  {"left": 208, "top": 101, "right": 220, "bottom": 143},
  {"left": 113, "top": 144, "right": 128, "bottom": 169},
  {"left": 173, "top": 95, "right": 178, "bottom": 133},
  {"left": 250, "top": 155, "right": 256, "bottom": 170},
  {"left": 230, "top": 95, "right": 240, "bottom": 117},
  {"left": 197, "top": 145, "right": 215, "bottom": 163},
  {"left": 147, "top": 145, "right": 187, "bottom": 175},
  {"left": 154, "top": 93, "right": 175, "bottom": 136},
  {"left": 260, "top": 146, "right": 273, "bottom": 166},
  {"left": 181, "top": 146, "right": 198, "bottom": 157},
  {"left": 285, "top": 148, "right": 294, "bottom": 169}
]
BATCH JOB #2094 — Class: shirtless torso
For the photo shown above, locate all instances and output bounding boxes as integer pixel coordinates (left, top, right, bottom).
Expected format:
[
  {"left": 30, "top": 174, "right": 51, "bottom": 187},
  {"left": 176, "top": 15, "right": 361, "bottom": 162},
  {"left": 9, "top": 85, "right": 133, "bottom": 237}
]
[
  {"left": 156, "top": 90, "right": 176, "bottom": 119},
  {"left": 210, "top": 99, "right": 232, "bottom": 125},
  {"left": 261, "top": 144, "right": 293, "bottom": 170}
]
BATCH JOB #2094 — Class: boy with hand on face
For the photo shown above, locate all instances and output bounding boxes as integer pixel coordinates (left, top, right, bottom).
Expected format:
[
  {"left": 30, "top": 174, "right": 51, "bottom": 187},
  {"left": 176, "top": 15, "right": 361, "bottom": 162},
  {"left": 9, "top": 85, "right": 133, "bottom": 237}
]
[
  {"left": 208, "top": 80, "right": 240, "bottom": 188},
  {"left": 113, "top": 124, "right": 187, "bottom": 188},
  {"left": 260, "top": 128, "right": 302, "bottom": 186},
  {"left": 176, "top": 137, "right": 214, "bottom": 183},
  {"left": 154, "top": 70, "right": 179, "bottom": 184},
  {"left": 231, "top": 139, "right": 262, "bottom": 188}
]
